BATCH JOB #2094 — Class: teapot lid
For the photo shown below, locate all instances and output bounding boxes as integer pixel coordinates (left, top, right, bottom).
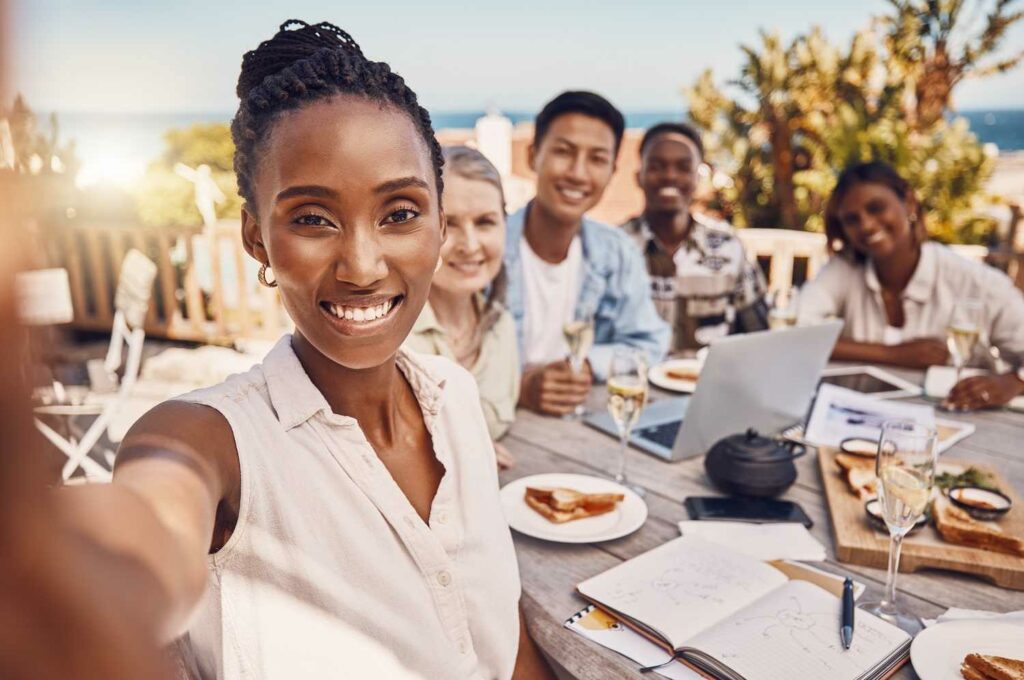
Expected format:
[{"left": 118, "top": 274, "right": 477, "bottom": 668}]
[{"left": 716, "top": 428, "right": 795, "bottom": 463}]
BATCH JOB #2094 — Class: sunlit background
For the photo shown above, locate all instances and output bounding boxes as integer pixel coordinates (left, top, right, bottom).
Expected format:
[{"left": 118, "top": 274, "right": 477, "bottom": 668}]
[{"left": 8, "top": 0, "right": 1024, "bottom": 197}]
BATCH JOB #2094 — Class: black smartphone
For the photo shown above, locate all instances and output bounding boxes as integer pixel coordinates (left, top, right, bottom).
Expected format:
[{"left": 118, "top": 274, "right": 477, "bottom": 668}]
[{"left": 684, "top": 496, "right": 813, "bottom": 528}]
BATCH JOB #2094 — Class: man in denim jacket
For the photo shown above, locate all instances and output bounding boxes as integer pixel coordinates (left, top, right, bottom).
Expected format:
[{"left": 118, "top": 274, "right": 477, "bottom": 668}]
[{"left": 506, "top": 91, "right": 670, "bottom": 416}]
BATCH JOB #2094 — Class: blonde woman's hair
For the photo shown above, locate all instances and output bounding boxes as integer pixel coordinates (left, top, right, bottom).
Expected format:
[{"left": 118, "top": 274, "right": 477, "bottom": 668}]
[
  {"left": 439, "top": 145, "right": 508, "bottom": 314},
  {"left": 441, "top": 145, "right": 506, "bottom": 213}
]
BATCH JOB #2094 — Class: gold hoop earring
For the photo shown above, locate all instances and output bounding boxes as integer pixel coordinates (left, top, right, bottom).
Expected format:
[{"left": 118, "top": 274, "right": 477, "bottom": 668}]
[{"left": 258, "top": 263, "right": 278, "bottom": 288}]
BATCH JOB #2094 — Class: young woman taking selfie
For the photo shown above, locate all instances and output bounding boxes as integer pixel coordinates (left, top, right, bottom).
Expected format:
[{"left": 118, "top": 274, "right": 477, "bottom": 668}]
[{"left": 56, "top": 20, "right": 554, "bottom": 680}]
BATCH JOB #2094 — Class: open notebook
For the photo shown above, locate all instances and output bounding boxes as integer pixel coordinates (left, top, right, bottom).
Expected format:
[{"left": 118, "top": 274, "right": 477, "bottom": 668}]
[{"left": 577, "top": 536, "right": 911, "bottom": 680}]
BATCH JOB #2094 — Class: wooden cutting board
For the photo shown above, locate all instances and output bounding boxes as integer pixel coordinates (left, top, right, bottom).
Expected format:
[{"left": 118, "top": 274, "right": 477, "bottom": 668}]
[{"left": 817, "top": 447, "right": 1024, "bottom": 590}]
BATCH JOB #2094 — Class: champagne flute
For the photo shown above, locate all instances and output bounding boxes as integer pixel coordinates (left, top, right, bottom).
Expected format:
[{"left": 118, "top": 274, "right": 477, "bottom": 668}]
[
  {"left": 860, "top": 419, "right": 937, "bottom": 635},
  {"left": 768, "top": 287, "right": 799, "bottom": 330},
  {"left": 607, "top": 349, "right": 648, "bottom": 496},
  {"left": 943, "top": 299, "right": 983, "bottom": 411},
  {"left": 563, "top": 310, "right": 595, "bottom": 418}
]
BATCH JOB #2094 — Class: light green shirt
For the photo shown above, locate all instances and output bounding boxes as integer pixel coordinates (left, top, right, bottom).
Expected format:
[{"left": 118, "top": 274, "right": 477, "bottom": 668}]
[{"left": 404, "top": 296, "right": 520, "bottom": 440}]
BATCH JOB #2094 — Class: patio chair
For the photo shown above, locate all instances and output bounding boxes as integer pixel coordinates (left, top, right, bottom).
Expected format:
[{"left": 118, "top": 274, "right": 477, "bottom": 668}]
[{"left": 32, "top": 249, "right": 157, "bottom": 483}]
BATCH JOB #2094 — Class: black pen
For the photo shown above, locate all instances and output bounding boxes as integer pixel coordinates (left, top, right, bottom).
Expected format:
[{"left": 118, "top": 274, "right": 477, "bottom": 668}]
[{"left": 841, "top": 577, "right": 855, "bottom": 649}]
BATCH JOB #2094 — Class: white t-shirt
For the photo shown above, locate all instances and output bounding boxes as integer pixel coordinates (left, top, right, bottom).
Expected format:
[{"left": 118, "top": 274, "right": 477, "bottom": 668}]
[{"left": 520, "top": 235, "right": 583, "bottom": 365}]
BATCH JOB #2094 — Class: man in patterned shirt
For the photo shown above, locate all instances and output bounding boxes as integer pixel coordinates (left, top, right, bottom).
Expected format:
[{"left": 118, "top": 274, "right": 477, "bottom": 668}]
[{"left": 622, "top": 122, "right": 769, "bottom": 351}]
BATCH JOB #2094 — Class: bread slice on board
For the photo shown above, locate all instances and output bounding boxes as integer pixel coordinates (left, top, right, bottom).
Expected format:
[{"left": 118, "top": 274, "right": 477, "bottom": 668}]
[{"left": 935, "top": 499, "right": 1024, "bottom": 557}]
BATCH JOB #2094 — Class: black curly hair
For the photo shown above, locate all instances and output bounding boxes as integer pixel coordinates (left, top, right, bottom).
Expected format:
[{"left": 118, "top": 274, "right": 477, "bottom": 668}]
[{"left": 231, "top": 20, "right": 444, "bottom": 210}]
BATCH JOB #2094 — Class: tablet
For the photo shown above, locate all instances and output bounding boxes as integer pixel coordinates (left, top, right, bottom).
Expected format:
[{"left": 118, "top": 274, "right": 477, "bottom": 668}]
[{"left": 819, "top": 366, "right": 921, "bottom": 399}]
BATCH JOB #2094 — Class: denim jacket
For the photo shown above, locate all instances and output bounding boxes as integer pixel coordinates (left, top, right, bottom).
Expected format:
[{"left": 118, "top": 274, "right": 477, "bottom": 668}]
[{"left": 505, "top": 204, "right": 670, "bottom": 381}]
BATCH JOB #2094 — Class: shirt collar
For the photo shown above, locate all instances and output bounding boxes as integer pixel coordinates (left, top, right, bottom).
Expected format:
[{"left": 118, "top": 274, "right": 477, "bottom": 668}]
[
  {"left": 630, "top": 212, "right": 708, "bottom": 254},
  {"left": 864, "top": 242, "right": 936, "bottom": 303},
  {"left": 412, "top": 295, "right": 491, "bottom": 336},
  {"left": 412, "top": 300, "right": 443, "bottom": 335},
  {"left": 263, "top": 335, "right": 333, "bottom": 430},
  {"left": 262, "top": 334, "right": 447, "bottom": 431}
]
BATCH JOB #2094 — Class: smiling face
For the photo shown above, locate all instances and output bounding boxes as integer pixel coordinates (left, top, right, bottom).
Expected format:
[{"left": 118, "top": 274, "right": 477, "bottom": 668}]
[
  {"left": 637, "top": 134, "right": 701, "bottom": 216},
  {"left": 528, "top": 112, "right": 617, "bottom": 225},
  {"left": 241, "top": 95, "right": 443, "bottom": 370},
  {"left": 835, "top": 181, "right": 917, "bottom": 261},
  {"left": 433, "top": 174, "right": 505, "bottom": 296}
]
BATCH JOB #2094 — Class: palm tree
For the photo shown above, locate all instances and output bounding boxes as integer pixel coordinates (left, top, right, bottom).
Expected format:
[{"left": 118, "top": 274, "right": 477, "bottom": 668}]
[{"left": 885, "top": 0, "right": 1024, "bottom": 126}]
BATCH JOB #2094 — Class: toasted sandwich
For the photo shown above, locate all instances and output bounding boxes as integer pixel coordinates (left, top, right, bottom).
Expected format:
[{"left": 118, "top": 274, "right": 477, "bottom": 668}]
[
  {"left": 961, "top": 653, "right": 1024, "bottom": 680},
  {"left": 524, "top": 487, "right": 624, "bottom": 524}
]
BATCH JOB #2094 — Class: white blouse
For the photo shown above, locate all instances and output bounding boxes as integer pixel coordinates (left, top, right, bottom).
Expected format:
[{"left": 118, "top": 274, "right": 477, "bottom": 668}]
[
  {"left": 798, "top": 242, "right": 1024, "bottom": 367},
  {"left": 173, "top": 336, "right": 521, "bottom": 679}
]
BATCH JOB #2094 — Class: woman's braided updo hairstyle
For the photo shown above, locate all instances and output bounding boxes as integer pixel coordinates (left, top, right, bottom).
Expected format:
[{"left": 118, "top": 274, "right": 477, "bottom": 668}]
[{"left": 231, "top": 20, "right": 444, "bottom": 209}]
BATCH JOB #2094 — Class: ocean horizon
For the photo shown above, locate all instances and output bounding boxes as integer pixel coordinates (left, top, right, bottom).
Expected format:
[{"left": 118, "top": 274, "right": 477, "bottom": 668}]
[{"left": 43, "top": 108, "right": 1024, "bottom": 186}]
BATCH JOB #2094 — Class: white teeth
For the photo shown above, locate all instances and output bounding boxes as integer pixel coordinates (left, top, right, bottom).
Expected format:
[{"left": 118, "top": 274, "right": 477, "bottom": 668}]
[
  {"left": 326, "top": 299, "right": 396, "bottom": 322},
  {"left": 659, "top": 187, "right": 682, "bottom": 197}
]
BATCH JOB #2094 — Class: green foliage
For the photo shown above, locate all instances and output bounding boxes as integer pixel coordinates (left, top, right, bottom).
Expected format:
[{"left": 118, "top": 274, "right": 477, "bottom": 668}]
[
  {"left": 686, "top": 0, "right": 1022, "bottom": 244},
  {"left": 134, "top": 122, "right": 242, "bottom": 228}
]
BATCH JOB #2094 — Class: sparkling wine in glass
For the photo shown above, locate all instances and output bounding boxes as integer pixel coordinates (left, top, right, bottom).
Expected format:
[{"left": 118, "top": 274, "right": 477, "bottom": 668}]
[
  {"left": 563, "top": 311, "right": 594, "bottom": 418},
  {"left": 563, "top": 315, "right": 594, "bottom": 374},
  {"left": 943, "top": 299, "right": 983, "bottom": 411},
  {"left": 607, "top": 349, "right": 647, "bottom": 496},
  {"left": 860, "top": 419, "right": 937, "bottom": 635},
  {"left": 768, "top": 287, "right": 799, "bottom": 330}
]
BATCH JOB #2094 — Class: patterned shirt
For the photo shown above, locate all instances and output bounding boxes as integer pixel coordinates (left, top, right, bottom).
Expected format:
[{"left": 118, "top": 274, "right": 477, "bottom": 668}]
[{"left": 622, "top": 213, "right": 768, "bottom": 351}]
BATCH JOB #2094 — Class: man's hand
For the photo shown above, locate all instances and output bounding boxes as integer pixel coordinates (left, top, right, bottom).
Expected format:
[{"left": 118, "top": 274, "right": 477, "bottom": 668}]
[
  {"left": 891, "top": 338, "right": 950, "bottom": 369},
  {"left": 519, "top": 360, "right": 592, "bottom": 416},
  {"left": 945, "top": 372, "right": 1024, "bottom": 411}
]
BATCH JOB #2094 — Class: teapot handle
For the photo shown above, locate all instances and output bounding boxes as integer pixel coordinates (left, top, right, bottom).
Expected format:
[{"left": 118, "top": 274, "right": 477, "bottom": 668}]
[{"left": 784, "top": 440, "right": 807, "bottom": 461}]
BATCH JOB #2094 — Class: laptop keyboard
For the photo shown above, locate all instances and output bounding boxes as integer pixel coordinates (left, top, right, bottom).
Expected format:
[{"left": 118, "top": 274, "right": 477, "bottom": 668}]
[{"left": 635, "top": 420, "right": 682, "bottom": 449}]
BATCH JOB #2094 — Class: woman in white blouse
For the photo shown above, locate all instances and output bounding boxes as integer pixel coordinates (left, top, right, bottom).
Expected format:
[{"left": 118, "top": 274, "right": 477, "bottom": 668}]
[
  {"left": 404, "top": 146, "right": 519, "bottom": 469},
  {"left": 799, "top": 161, "right": 1024, "bottom": 410},
  {"left": 55, "top": 20, "right": 554, "bottom": 680}
]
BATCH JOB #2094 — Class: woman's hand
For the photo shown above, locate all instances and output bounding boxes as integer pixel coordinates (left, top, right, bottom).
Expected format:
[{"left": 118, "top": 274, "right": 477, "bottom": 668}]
[
  {"left": 519, "top": 360, "right": 592, "bottom": 416},
  {"left": 945, "top": 372, "right": 1024, "bottom": 411},
  {"left": 493, "top": 441, "right": 515, "bottom": 470},
  {"left": 890, "top": 338, "right": 950, "bottom": 369}
]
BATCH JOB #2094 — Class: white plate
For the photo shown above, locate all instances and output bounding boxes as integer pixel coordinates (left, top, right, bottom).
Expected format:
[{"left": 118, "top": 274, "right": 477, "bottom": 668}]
[
  {"left": 648, "top": 358, "right": 703, "bottom": 393},
  {"left": 500, "top": 473, "right": 647, "bottom": 544},
  {"left": 910, "top": 620, "right": 1024, "bottom": 680}
]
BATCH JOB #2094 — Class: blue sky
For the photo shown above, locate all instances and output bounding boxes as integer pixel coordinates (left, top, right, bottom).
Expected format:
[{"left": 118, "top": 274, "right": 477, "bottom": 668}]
[{"left": 10, "top": 0, "right": 1024, "bottom": 114}]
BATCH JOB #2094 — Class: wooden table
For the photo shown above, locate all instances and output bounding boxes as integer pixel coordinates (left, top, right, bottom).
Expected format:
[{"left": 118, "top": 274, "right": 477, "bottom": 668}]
[{"left": 499, "top": 372, "right": 1024, "bottom": 680}]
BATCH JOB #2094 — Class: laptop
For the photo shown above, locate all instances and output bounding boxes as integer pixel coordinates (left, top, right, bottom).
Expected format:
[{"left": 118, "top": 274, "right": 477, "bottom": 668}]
[{"left": 584, "top": 320, "right": 843, "bottom": 461}]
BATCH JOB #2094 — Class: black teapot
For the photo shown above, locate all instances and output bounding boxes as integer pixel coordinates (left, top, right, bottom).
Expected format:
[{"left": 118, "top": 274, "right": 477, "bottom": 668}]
[{"left": 704, "top": 428, "right": 806, "bottom": 497}]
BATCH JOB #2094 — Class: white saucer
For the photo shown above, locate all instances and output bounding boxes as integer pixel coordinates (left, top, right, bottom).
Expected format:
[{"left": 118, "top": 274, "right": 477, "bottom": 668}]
[
  {"left": 648, "top": 358, "right": 702, "bottom": 393},
  {"left": 500, "top": 473, "right": 647, "bottom": 544},
  {"left": 911, "top": 620, "right": 1024, "bottom": 680}
]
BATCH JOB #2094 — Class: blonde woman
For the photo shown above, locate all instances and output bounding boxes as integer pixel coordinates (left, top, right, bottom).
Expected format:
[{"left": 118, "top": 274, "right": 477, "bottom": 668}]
[{"left": 406, "top": 146, "right": 519, "bottom": 468}]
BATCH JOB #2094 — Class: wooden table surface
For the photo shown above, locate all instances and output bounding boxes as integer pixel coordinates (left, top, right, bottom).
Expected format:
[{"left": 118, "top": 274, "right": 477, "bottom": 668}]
[{"left": 499, "top": 371, "right": 1024, "bottom": 680}]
